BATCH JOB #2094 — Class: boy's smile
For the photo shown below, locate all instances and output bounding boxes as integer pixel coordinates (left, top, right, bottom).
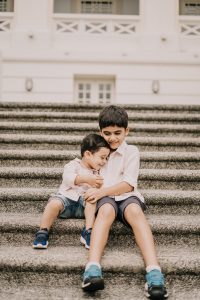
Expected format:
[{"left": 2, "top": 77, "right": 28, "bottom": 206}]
[
  {"left": 83, "top": 147, "right": 110, "bottom": 171},
  {"left": 100, "top": 125, "right": 129, "bottom": 150}
]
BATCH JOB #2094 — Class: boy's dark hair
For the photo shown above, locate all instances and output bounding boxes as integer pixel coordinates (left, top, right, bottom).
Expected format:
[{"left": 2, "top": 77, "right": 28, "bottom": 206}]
[
  {"left": 81, "top": 133, "right": 110, "bottom": 157},
  {"left": 98, "top": 105, "right": 128, "bottom": 130}
]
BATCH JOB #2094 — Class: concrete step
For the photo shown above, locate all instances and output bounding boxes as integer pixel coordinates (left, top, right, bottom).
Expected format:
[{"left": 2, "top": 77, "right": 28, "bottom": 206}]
[
  {"left": 0, "top": 110, "right": 199, "bottom": 124},
  {"left": 0, "top": 245, "right": 199, "bottom": 299},
  {"left": 0, "top": 121, "right": 199, "bottom": 137},
  {"left": 0, "top": 212, "right": 199, "bottom": 247},
  {"left": 0, "top": 167, "right": 199, "bottom": 190},
  {"left": 0, "top": 272, "right": 199, "bottom": 300},
  {"left": 1, "top": 101, "right": 200, "bottom": 113},
  {"left": 0, "top": 149, "right": 199, "bottom": 169},
  {"left": 0, "top": 244, "right": 199, "bottom": 277},
  {"left": 0, "top": 133, "right": 199, "bottom": 152},
  {"left": 1, "top": 188, "right": 199, "bottom": 215}
]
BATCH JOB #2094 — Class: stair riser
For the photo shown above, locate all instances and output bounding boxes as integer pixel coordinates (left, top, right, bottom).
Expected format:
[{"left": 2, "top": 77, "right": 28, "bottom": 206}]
[
  {"left": 0, "top": 178, "right": 199, "bottom": 190},
  {"left": 0, "top": 129, "right": 199, "bottom": 137},
  {"left": 1, "top": 232, "right": 199, "bottom": 249},
  {"left": 0, "top": 271, "right": 199, "bottom": 300},
  {"left": 1, "top": 159, "right": 199, "bottom": 169},
  {"left": 1, "top": 116, "right": 199, "bottom": 124},
  {"left": 1, "top": 143, "right": 199, "bottom": 152},
  {"left": 1, "top": 200, "right": 199, "bottom": 215},
  {"left": 1, "top": 102, "right": 199, "bottom": 113}
]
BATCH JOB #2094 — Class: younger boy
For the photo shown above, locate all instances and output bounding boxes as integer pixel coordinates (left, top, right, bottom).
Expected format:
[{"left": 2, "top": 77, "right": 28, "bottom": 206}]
[
  {"left": 33, "top": 133, "right": 110, "bottom": 250},
  {"left": 82, "top": 106, "right": 168, "bottom": 299}
]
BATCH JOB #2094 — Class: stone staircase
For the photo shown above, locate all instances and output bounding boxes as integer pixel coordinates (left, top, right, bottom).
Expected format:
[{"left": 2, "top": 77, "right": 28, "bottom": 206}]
[{"left": 0, "top": 102, "right": 199, "bottom": 300}]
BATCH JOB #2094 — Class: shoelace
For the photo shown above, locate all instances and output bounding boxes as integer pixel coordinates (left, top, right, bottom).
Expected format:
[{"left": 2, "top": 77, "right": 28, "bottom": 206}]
[
  {"left": 147, "top": 270, "right": 164, "bottom": 286},
  {"left": 85, "top": 265, "right": 101, "bottom": 278},
  {"left": 36, "top": 231, "right": 48, "bottom": 242}
]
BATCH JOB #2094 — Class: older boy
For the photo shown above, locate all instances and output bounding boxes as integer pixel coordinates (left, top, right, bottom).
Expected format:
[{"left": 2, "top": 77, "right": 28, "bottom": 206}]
[
  {"left": 33, "top": 133, "right": 110, "bottom": 250},
  {"left": 82, "top": 106, "right": 168, "bottom": 299}
]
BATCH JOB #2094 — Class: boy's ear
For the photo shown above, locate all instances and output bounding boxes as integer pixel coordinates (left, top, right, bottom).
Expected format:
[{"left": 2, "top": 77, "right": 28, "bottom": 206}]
[
  {"left": 125, "top": 128, "right": 129, "bottom": 136},
  {"left": 99, "top": 130, "right": 103, "bottom": 137},
  {"left": 84, "top": 150, "right": 92, "bottom": 158}
]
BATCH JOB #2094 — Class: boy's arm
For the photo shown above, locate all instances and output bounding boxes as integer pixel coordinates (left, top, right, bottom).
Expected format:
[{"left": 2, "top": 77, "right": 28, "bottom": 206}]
[
  {"left": 84, "top": 181, "right": 133, "bottom": 203},
  {"left": 75, "top": 174, "right": 103, "bottom": 188},
  {"left": 62, "top": 160, "right": 103, "bottom": 188},
  {"left": 84, "top": 146, "right": 140, "bottom": 202}
]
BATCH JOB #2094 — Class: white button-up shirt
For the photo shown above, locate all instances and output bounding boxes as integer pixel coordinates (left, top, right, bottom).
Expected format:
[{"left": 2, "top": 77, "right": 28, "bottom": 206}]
[
  {"left": 58, "top": 158, "right": 95, "bottom": 201},
  {"left": 101, "top": 141, "right": 144, "bottom": 203}
]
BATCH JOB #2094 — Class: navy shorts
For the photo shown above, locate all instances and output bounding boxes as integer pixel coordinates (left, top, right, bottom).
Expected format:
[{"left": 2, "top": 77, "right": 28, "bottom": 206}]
[
  {"left": 48, "top": 193, "right": 85, "bottom": 219},
  {"left": 96, "top": 196, "right": 146, "bottom": 226}
]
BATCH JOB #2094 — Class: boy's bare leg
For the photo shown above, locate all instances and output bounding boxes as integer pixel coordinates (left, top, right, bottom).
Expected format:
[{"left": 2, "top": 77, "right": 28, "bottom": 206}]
[
  {"left": 84, "top": 202, "right": 96, "bottom": 230},
  {"left": 40, "top": 199, "right": 63, "bottom": 230},
  {"left": 124, "top": 203, "right": 159, "bottom": 266},
  {"left": 88, "top": 203, "right": 115, "bottom": 263}
]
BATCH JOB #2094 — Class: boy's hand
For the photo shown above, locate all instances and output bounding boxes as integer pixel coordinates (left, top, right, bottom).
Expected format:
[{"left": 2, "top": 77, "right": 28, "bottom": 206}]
[
  {"left": 84, "top": 188, "right": 105, "bottom": 203},
  {"left": 87, "top": 175, "right": 103, "bottom": 188}
]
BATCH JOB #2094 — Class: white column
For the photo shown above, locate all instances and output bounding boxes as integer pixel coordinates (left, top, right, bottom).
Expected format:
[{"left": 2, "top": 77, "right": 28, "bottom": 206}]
[
  {"left": 14, "top": 0, "right": 52, "bottom": 31},
  {"left": 140, "top": 0, "right": 179, "bottom": 51},
  {"left": 0, "top": 51, "right": 2, "bottom": 101},
  {"left": 11, "top": 0, "right": 53, "bottom": 52}
]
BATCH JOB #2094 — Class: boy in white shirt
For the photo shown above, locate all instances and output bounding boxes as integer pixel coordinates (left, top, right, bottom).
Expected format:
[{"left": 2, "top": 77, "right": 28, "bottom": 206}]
[
  {"left": 33, "top": 133, "right": 110, "bottom": 250},
  {"left": 82, "top": 106, "right": 168, "bottom": 299}
]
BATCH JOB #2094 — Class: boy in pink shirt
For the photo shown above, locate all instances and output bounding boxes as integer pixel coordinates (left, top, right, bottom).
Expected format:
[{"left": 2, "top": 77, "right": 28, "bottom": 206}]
[
  {"left": 33, "top": 133, "right": 110, "bottom": 250},
  {"left": 82, "top": 106, "right": 168, "bottom": 299}
]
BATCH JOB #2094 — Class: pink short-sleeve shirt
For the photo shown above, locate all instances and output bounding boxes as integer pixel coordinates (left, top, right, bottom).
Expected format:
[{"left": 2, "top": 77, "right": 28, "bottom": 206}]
[{"left": 101, "top": 141, "right": 145, "bottom": 203}]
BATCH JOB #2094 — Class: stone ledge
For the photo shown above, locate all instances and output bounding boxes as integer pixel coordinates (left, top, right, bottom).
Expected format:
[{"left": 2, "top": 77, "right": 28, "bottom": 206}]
[
  {"left": 0, "top": 188, "right": 199, "bottom": 205},
  {"left": 0, "top": 212, "right": 199, "bottom": 234},
  {"left": 0, "top": 121, "right": 199, "bottom": 133},
  {"left": 0, "top": 111, "right": 199, "bottom": 122},
  {"left": 0, "top": 167, "right": 199, "bottom": 182},
  {"left": 0, "top": 149, "right": 200, "bottom": 162},
  {"left": 0, "top": 133, "right": 199, "bottom": 146},
  {"left": 1, "top": 101, "right": 200, "bottom": 111},
  {"left": 0, "top": 245, "right": 199, "bottom": 275}
]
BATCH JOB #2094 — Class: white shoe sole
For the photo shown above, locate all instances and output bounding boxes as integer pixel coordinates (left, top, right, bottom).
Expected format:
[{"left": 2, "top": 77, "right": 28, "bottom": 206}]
[
  {"left": 32, "top": 241, "right": 48, "bottom": 249},
  {"left": 80, "top": 236, "right": 90, "bottom": 249},
  {"left": 144, "top": 282, "right": 168, "bottom": 298}
]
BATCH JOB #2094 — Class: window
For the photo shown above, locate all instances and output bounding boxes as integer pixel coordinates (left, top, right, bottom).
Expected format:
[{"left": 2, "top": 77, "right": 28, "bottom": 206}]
[
  {"left": 179, "top": 0, "right": 200, "bottom": 15},
  {"left": 77, "top": 83, "right": 91, "bottom": 104},
  {"left": 75, "top": 78, "right": 115, "bottom": 104},
  {"left": 81, "top": 1, "right": 113, "bottom": 14},
  {"left": 0, "top": 0, "right": 14, "bottom": 12},
  {"left": 54, "top": 0, "right": 139, "bottom": 15}
]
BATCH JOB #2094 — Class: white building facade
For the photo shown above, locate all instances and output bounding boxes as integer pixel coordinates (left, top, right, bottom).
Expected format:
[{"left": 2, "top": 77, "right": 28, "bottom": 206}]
[{"left": 0, "top": 0, "right": 200, "bottom": 104}]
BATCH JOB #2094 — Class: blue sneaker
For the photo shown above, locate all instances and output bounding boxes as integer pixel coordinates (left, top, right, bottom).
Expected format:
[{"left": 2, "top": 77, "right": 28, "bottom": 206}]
[
  {"left": 145, "top": 269, "right": 168, "bottom": 299},
  {"left": 82, "top": 264, "right": 104, "bottom": 291},
  {"left": 32, "top": 229, "right": 49, "bottom": 249},
  {"left": 80, "top": 227, "right": 92, "bottom": 249}
]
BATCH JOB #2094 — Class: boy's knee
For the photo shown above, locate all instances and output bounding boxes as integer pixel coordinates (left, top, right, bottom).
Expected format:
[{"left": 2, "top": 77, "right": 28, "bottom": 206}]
[
  {"left": 85, "top": 201, "right": 96, "bottom": 208},
  {"left": 98, "top": 203, "right": 115, "bottom": 219},
  {"left": 47, "top": 198, "right": 63, "bottom": 210},
  {"left": 125, "top": 203, "right": 143, "bottom": 218}
]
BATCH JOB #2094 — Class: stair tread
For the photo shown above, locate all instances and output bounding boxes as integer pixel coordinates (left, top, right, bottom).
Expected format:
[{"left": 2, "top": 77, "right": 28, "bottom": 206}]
[
  {"left": 0, "top": 110, "right": 199, "bottom": 121},
  {"left": 0, "top": 244, "right": 199, "bottom": 274},
  {"left": 0, "top": 133, "right": 200, "bottom": 146},
  {"left": 1, "top": 101, "right": 200, "bottom": 111},
  {"left": 0, "top": 121, "right": 199, "bottom": 132},
  {"left": 0, "top": 212, "right": 199, "bottom": 233},
  {"left": 0, "top": 187, "right": 199, "bottom": 204},
  {"left": 0, "top": 149, "right": 200, "bottom": 161},
  {"left": 1, "top": 166, "right": 199, "bottom": 180},
  {"left": 1, "top": 133, "right": 199, "bottom": 145}
]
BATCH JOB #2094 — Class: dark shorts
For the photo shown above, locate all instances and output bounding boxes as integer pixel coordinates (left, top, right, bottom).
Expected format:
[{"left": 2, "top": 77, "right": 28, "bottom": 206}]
[
  {"left": 48, "top": 193, "right": 85, "bottom": 219},
  {"left": 96, "top": 196, "right": 146, "bottom": 226}
]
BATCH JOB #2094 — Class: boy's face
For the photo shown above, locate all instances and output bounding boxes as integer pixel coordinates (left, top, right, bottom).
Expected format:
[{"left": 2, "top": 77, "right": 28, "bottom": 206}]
[
  {"left": 100, "top": 125, "right": 129, "bottom": 150},
  {"left": 86, "top": 147, "right": 110, "bottom": 171}
]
